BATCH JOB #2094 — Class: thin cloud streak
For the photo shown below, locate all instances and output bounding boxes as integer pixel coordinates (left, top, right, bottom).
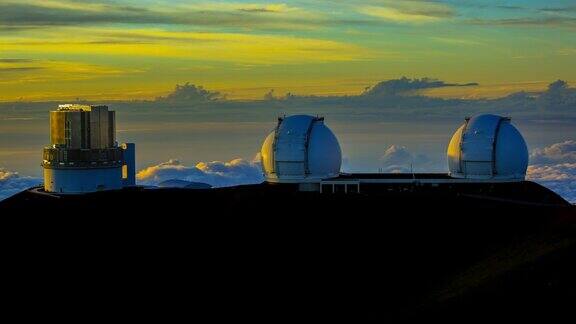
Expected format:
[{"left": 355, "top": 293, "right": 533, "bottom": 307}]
[
  {"left": 1, "top": 28, "right": 373, "bottom": 64},
  {"left": 0, "top": 1, "right": 367, "bottom": 30},
  {"left": 467, "top": 16, "right": 576, "bottom": 28}
]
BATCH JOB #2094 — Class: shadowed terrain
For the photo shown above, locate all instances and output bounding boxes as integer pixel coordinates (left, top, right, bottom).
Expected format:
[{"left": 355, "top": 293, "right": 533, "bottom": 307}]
[{"left": 2, "top": 180, "right": 574, "bottom": 317}]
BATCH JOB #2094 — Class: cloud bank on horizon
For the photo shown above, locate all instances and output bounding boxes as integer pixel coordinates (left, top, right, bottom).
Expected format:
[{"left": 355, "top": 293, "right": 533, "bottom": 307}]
[
  {"left": 381, "top": 141, "right": 576, "bottom": 203},
  {"left": 379, "top": 145, "right": 441, "bottom": 173},
  {"left": 133, "top": 140, "right": 576, "bottom": 203},
  {"left": 0, "top": 158, "right": 264, "bottom": 201},
  {"left": 136, "top": 158, "right": 264, "bottom": 188},
  {"left": 126, "top": 77, "right": 576, "bottom": 121},
  {"left": 527, "top": 140, "right": 576, "bottom": 203},
  {"left": 1, "top": 140, "right": 574, "bottom": 203},
  {"left": 131, "top": 140, "right": 576, "bottom": 204},
  {"left": 145, "top": 77, "right": 576, "bottom": 114},
  {"left": 0, "top": 169, "right": 41, "bottom": 201}
]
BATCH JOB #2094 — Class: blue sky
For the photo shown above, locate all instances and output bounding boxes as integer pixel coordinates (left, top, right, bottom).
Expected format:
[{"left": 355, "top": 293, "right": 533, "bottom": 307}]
[{"left": 0, "top": 0, "right": 575, "bottom": 100}]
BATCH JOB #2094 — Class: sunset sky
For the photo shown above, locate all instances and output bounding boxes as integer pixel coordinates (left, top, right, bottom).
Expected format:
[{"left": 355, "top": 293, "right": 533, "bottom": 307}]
[{"left": 1, "top": 0, "right": 575, "bottom": 101}]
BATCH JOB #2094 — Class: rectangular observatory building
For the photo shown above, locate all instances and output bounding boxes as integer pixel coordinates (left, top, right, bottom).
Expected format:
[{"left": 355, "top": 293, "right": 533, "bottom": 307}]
[
  {"left": 50, "top": 104, "right": 115, "bottom": 149},
  {"left": 43, "top": 104, "right": 136, "bottom": 193}
]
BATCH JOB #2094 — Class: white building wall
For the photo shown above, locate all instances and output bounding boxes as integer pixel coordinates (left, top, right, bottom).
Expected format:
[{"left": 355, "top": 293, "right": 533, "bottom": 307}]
[{"left": 44, "top": 167, "right": 123, "bottom": 194}]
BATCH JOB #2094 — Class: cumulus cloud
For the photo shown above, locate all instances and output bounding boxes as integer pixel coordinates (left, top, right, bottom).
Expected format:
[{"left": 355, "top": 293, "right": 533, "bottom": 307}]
[
  {"left": 136, "top": 158, "right": 263, "bottom": 187},
  {"left": 248, "top": 78, "right": 575, "bottom": 118},
  {"left": 155, "top": 83, "right": 225, "bottom": 103},
  {"left": 0, "top": 168, "right": 42, "bottom": 201},
  {"left": 530, "top": 140, "right": 576, "bottom": 164},
  {"left": 361, "top": 77, "right": 478, "bottom": 97},
  {"left": 527, "top": 163, "right": 576, "bottom": 203},
  {"left": 527, "top": 140, "right": 576, "bottom": 203},
  {"left": 380, "top": 145, "right": 434, "bottom": 173},
  {"left": 537, "top": 80, "right": 576, "bottom": 110}
]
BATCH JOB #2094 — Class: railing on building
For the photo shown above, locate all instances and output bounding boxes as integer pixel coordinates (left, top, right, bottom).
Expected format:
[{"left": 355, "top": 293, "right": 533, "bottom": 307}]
[{"left": 42, "top": 147, "right": 124, "bottom": 168}]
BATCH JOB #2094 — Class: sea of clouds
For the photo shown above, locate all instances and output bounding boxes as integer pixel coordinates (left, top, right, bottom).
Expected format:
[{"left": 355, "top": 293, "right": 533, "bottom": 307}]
[
  {"left": 1, "top": 140, "right": 574, "bottom": 203},
  {"left": 526, "top": 140, "right": 576, "bottom": 203},
  {"left": 0, "top": 169, "right": 42, "bottom": 201},
  {"left": 379, "top": 145, "right": 441, "bottom": 173},
  {"left": 136, "top": 158, "right": 264, "bottom": 188},
  {"left": 376, "top": 140, "right": 576, "bottom": 203},
  {"left": 133, "top": 140, "right": 576, "bottom": 203}
]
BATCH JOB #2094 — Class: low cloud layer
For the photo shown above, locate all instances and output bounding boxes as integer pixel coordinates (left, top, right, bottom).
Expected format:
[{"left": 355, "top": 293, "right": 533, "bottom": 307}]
[
  {"left": 136, "top": 158, "right": 263, "bottom": 187},
  {"left": 527, "top": 163, "right": 576, "bottom": 203},
  {"left": 0, "top": 168, "right": 41, "bottom": 201},
  {"left": 380, "top": 145, "right": 440, "bottom": 173},
  {"left": 258, "top": 78, "right": 576, "bottom": 118},
  {"left": 2, "top": 142, "right": 575, "bottom": 204},
  {"left": 527, "top": 140, "right": 576, "bottom": 203},
  {"left": 378, "top": 141, "right": 576, "bottom": 203},
  {"left": 530, "top": 140, "right": 576, "bottom": 164},
  {"left": 1, "top": 158, "right": 263, "bottom": 200}
]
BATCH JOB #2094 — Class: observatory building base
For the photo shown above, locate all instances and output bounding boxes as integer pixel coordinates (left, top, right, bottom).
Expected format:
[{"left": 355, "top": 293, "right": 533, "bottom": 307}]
[{"left": 44, "top": 167, "right": 123, "bottom": 194}]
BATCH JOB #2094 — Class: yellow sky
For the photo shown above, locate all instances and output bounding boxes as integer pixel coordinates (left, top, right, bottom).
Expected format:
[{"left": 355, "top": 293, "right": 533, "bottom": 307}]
[{"left": 1, "top": 0, "right": 575, "bottom": 101}]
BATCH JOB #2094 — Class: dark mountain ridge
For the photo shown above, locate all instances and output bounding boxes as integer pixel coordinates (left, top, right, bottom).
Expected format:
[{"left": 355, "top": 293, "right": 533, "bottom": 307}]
[{"left": 2, "top": 179, "right": 574, "bottom": 318}]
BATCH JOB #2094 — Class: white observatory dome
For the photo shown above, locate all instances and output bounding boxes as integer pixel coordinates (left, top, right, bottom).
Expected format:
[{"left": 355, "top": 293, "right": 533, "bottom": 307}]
[
  {"left": 261, "top": 115, "right": 342, "bottom": 183},
  {"left": 447, "top": 114, "right": 528, "bottom": 180}
]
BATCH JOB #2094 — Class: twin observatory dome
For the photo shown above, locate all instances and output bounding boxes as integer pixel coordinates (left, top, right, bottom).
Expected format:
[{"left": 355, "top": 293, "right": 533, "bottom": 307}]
[
  {"left": 260, "top": 114, "right": 529, "bottom": 183},
  {"left": 261, "top": 115, "right": 342, "bottom": 183}
]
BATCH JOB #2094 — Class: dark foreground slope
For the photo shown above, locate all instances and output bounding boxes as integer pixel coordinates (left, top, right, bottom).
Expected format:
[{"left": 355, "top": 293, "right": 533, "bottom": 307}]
[{"left": 1, "top": 181, "right": 575, "bottom": 319}]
